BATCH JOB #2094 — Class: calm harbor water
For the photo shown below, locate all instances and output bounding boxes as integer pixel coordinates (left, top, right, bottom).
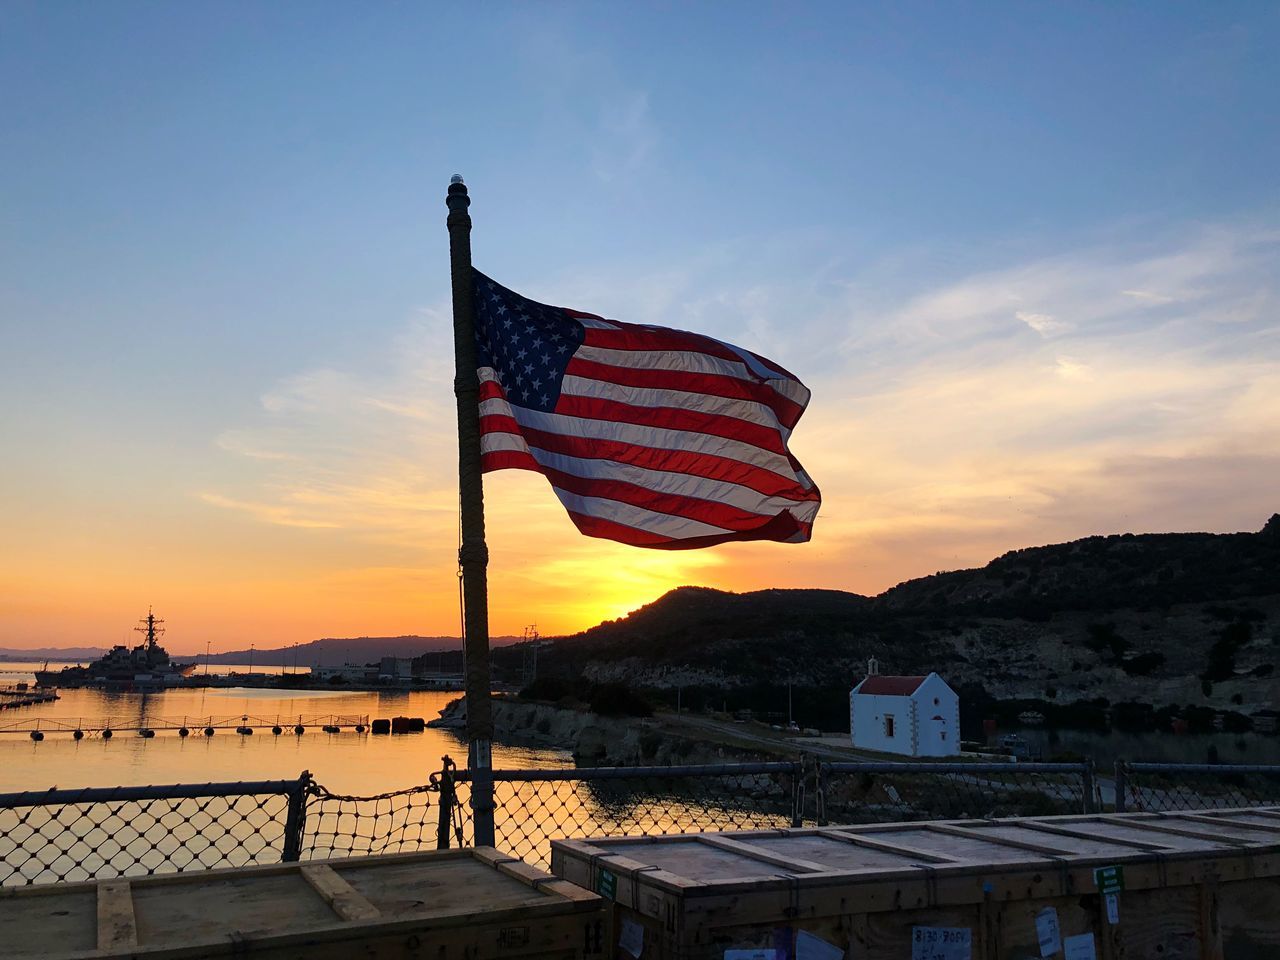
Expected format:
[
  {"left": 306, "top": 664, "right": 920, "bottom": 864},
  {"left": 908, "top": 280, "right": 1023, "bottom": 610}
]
[{"left": 0, "top": 664, "right": 569, "bottom": 795}]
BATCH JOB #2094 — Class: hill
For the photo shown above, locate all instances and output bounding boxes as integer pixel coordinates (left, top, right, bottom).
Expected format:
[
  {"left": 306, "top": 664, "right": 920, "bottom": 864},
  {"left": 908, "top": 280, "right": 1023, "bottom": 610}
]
[
  {"left": 202, "top": 634, "right": 522, "bottom": 666},
  {"left": 504, "top": 515, "right": 1280, "bottom": 722},
  {"left": 0, "top": 647, "right": 108, "bottom": 662}
]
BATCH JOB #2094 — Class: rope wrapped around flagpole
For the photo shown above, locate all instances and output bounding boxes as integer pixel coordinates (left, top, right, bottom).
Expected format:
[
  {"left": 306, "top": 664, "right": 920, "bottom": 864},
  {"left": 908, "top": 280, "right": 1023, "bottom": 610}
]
[{"left": 446, "top": 175, "right": 495, "bottom": 848}]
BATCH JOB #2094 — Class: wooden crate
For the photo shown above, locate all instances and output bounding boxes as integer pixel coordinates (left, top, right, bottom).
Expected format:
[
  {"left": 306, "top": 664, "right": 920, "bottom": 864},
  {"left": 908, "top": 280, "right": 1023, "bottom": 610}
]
[
  {"left": 551, "top": 808, "right": 1280, "bottom": 960},
  {"left": 0, "top": 847, "right": 605, "bottom": 960}
]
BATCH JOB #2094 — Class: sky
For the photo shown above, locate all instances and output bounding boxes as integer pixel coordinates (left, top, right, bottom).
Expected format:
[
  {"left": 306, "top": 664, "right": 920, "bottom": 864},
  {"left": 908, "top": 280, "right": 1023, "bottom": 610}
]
[{"left": 2, "top": 2, "right": 1278, "bottom": 653}]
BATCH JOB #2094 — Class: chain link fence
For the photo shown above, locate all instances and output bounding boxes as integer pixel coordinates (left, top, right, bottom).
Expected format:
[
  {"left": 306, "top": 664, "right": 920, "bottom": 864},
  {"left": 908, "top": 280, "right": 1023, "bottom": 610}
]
[
  {"left": 449, "top": 762, "right": 807, "bottom": 868},
  {"left": 1115, "top": 762, "right": 1280, "bottom": 812},
  {"left": 3, "top": 758, "right": 1277, "bottom": 886},
  {"left": 0, "top": 778, "right": 305, "bottom": 886},
  {"left": 819, "top": 761, "right": 1098, "bottom": 824}
]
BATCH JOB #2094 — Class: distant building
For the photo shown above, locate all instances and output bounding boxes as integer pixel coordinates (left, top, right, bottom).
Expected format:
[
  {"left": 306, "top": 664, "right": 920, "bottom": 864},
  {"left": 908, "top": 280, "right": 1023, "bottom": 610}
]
[
  {"left": 378, "top": 657, "right": 413, "bottom": 683},
  {"left": 849, "top": 659, "right": 959, "bottom": 757},
  {"left": 314, "top": 664, "right": 374, "bottom": 684}
]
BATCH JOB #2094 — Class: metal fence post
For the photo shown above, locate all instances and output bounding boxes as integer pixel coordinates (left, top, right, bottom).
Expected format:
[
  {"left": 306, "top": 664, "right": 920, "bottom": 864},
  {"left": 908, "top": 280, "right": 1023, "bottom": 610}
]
[
  {"left": 1082, "top": 760, "right": 1097, "bottom": 814},
  {"left": 790, "top": 757, "right": 805, "bottom": 828},
  {"left": 1113, "top": 761, "right": 1128, "bottom": 813},
  {"left": 281, "top": 770, "right": 310, "bottom": 862},
  {"left": 435, "top": 758, "right": 457, "bottom": 850},
  {"left": 817, "top": 762, "right": 828, "bottom": 827}
]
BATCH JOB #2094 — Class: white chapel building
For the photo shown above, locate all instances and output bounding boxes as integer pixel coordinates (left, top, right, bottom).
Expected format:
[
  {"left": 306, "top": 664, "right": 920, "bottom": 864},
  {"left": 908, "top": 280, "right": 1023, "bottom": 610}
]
[{"left": 849, "top": 659, "right": 960, "bottom": 757}]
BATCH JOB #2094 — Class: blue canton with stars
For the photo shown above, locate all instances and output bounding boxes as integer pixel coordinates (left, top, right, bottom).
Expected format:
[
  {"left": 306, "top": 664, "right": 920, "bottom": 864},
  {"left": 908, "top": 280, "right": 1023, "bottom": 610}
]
[{"left": 473, "top": 269, "right": 586, "bottom": 412}]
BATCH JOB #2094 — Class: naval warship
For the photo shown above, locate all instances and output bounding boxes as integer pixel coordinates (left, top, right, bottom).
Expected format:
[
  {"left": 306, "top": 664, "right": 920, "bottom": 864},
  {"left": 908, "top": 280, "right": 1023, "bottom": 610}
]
[{"left": 35, "top": 608, "right": 195, "bottom": 690}]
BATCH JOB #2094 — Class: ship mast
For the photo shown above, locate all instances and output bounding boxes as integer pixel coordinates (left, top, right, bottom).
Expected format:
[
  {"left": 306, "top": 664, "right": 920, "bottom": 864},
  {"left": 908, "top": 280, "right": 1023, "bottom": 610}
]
[{"left": 134, "top": 607, "right": 165, "bottom": 653}]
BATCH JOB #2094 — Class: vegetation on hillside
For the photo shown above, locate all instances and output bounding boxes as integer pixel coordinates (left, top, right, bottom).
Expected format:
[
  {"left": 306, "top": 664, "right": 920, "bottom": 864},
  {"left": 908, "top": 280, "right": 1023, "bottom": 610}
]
[{"left": 492, "top": 515, "right": 1280, "bottom": 723}]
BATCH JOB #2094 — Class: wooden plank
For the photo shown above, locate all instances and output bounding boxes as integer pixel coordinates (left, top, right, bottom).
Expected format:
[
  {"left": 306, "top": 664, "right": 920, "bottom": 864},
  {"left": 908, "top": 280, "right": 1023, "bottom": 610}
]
[
  {"left": 817, "top": 828, "right": 962, "bottom": 863},
  {"left": 1016, "top": 820, "right": 1173, "bottom": 851},
  {"left": 1118, "top": 886, "right": 1204, "bottom": 960},
  {"left": 1199, "top": 880, "right": 1225, "bottom": 960},
  {"left": 1098, "top": 816, "right": 1255, "bottom": 846},
  {"left": 300, "top": 863, "right": 381, "bottom": 922},
  {"left": 494, "top": 856, "right": 555, "bottom": 886},
  {"left": 470, "top": 846, "right": 522, "bottom": 869},
  {"left": 1219, "top": 874, "right": 1280, "bottom": 954},
  {"left": 694, "top": 834, "right": 830, "bottom": 873},
  {"left": 96, "top": 879, "right": 137, "bottom": 952},
  {"left": 1176, "top": 812, "right": 1280, "bottom": 834},
  {"left": 923, "top": 823, "right": 1075, "bottom": 857}
]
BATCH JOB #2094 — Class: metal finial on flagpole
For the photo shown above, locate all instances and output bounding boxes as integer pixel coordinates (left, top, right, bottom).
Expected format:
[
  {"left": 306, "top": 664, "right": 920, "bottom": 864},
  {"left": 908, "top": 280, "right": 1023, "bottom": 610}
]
[{"left": 445, "top": 174, "right": 496, "bottom": 848}]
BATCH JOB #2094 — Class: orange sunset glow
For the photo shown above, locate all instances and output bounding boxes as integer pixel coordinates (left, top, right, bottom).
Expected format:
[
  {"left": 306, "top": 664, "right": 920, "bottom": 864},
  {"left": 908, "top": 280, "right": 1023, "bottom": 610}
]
[
  {"left": 3, "top": 9, "right": 1278, "bottom": 656},
  {"left": 6, "top": 228, "right": 1278, "bottom": 656}
]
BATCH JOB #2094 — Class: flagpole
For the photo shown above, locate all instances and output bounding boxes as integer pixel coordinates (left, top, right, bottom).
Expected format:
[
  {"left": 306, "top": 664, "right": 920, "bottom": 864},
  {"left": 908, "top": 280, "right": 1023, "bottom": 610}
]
[{"left": 446, "top": 174, "right": 496, "bottom": 848}]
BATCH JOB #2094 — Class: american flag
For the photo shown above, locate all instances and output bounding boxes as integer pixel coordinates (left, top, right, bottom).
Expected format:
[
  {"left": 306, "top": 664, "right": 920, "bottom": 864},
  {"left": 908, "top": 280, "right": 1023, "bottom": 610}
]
[{"left": 473, "top": 269, "right": 821, "bottom": 549}]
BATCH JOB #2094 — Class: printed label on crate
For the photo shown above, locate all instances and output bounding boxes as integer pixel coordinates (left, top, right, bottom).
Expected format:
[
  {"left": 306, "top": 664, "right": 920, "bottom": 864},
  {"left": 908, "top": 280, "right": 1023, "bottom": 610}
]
[
  {"left": 725, "top": 950, "right": 777, "bottom": 960},
  {"left": 1035, "top": 908, "right": 1061, "bottom": 957},
  {"left": 1104, "top": 892, "right": 1120, "bottom": 925},
  {"left": 597, "top": 869, "right": 617, "bottom": 900},
  {"left": 498, "top": 926, "right": 529, "bottom": 949},
  {"left": 1063, "top": 932, "right": 1097, "bottom": 960},
  {"left": 796, "top": 930, "right": 844, "bottom": 960},
  {"left": 910, "top": 926, "right": 971, "bottom": 960},
  {"left": 619, "top": 917, "right": 644, "bottom": 958},
  {"left": 1094, "top": 865, "right": 1124, "bottom": 894}
]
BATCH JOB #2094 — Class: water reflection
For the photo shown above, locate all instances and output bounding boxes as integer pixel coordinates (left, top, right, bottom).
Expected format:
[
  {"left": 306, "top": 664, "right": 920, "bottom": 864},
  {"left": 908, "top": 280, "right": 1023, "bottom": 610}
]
[{"left": 1, "top": 673, "right": 570, "bottom": 794}]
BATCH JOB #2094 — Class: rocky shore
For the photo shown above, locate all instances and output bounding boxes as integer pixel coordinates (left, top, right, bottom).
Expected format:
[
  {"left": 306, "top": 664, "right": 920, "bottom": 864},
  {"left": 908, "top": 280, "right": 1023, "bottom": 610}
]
[{"left": 436, "top": 695, "right": 753, "bottom": 765}]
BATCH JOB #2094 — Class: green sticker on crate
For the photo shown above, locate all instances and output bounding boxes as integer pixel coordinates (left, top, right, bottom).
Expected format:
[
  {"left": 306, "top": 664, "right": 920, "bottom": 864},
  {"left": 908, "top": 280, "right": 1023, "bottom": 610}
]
[
  {"left": 598, "top": 869, "right": 618, "bottom": 900},
  {"left": 1094, "top": 865, "right": 1124, "bottom": 894}
]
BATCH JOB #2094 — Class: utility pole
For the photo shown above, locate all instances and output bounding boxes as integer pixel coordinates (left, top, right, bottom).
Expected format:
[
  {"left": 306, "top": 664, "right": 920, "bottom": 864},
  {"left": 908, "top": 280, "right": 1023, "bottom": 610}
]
[{"left": 447, "top": 174, "right": 495, "bottom": 847}]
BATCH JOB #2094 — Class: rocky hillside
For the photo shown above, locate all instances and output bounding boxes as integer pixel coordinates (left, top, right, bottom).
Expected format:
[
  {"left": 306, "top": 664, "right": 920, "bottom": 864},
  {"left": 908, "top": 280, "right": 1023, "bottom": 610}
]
[{"left": 503, "top": 515, "right": 1280, "bottom": 721}]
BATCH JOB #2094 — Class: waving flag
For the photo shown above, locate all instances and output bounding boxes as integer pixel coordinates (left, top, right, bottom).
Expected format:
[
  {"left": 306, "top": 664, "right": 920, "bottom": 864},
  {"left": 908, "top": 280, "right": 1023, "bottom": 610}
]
[{"left": 473, "top": 269, "right": 820, "bottom": 549}]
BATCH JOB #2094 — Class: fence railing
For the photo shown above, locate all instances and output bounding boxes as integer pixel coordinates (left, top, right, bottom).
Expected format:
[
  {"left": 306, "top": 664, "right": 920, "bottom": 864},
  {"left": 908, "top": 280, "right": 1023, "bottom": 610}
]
[
  {"left": 0, "top": 775, "right": 308, "bottom": 886},
  {"left": 3, "top": 758, "right": 1277, "bottom": 885},
  {"left": 1115, "top": 762, "right": 1280, "bottom": 812},
  {"left": 449, "top": 761, "right": 807, "bottom": 867},
  {"left": 818, "top": 761, "right": 1098, "bottom": 824}
]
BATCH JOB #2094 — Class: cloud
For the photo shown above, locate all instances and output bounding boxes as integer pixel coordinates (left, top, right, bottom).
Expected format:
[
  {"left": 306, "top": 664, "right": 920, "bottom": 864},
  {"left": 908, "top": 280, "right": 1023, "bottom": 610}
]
[
  {"left": 198, "top": 493, "right": 342, "bottom": 529},
  {"left": 205, "top": 220, "right": 1280, "bottom": 626},
  {"left": 590, "top": 91, "right": 658, "bottom": 183},
  {"left": 508, "top": 17, "right": 660, "bottom": 187},
  {"left": 1121, "top": 289, "right": 1177, "bottom": 304},
  {"left": 1016, "top": 310, "right": 1072, "bottom": 337},
  {"left": 838, "top": 224, "right": 1278, "bottom": 367}
]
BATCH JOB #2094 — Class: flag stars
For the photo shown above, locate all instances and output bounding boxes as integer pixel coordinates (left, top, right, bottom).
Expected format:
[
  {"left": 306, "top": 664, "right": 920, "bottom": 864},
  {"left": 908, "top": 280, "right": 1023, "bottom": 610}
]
[{"left": 473, "top": 272, "right": 585, "bottom": 413}]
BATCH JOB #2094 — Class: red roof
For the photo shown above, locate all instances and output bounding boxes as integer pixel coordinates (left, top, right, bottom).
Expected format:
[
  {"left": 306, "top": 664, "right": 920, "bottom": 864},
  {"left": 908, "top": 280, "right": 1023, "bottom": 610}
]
[{"left": 855, "top": 675, "right": 928, "bottom": 696}]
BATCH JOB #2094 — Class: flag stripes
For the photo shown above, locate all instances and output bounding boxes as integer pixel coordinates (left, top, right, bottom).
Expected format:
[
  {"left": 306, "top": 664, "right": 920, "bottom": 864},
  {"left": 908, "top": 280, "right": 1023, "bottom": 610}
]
[{"left": 473, "top": 270, "right": 820, "bottom": 549}]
